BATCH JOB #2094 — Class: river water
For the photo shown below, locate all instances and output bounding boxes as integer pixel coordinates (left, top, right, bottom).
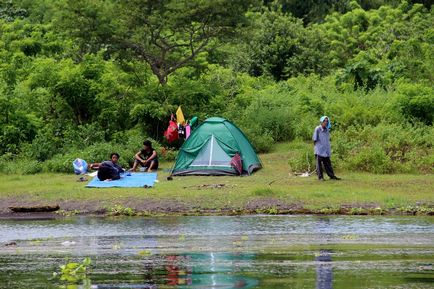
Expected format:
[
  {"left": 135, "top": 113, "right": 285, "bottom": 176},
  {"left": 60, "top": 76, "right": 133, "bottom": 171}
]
[{"left": 1, "top": 215, "right": 433, "bottom": 288}]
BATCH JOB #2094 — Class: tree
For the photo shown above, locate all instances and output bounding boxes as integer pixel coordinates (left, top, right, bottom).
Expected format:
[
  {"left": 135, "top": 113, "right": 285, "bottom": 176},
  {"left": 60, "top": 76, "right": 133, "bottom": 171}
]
[
  {"left": 57, "top": 0, "right": 257, "bottom": 85},
  {"left": 237, "top": 8, "right": 331, "bottom": 80},
  {"left": 112, "top": 0, "right": 257, "bottom": 85},
  {"left": 269, "top": 0, "right": 345, "bottom": 24},
  {"left": 55, "top": 0, "right": 115, "bottom": 58},
  {"left": 0, "top": 0, "right": 28, "bottom": 22}
]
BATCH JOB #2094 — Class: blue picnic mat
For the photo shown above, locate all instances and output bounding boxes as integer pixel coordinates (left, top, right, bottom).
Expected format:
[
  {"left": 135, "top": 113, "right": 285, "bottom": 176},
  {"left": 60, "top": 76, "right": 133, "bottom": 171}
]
[{"left": 86, "top": 172, "right": 157, "bottom": 188}]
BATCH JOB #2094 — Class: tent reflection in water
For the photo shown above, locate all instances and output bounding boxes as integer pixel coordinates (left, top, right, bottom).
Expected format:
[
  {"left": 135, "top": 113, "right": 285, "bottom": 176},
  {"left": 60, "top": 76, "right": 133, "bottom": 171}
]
[{"left": 170, "top": 117, "right": 262, "bottom": 176}]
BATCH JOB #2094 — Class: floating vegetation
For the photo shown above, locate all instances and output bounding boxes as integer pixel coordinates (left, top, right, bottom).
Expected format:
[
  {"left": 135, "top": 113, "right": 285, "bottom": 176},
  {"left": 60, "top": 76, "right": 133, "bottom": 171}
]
[
  {"left": 54, "top": 258, "right": 92, "bottom": 284},
  {"left": 107, "top": 205, "right": 137, "bottom": 216}
]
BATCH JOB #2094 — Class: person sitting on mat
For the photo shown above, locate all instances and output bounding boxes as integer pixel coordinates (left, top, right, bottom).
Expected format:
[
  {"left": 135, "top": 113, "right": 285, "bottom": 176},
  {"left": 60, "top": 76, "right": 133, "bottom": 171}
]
[
  {"left": 89, "top": 153, "right": 125, "bottom": 181},
  {"left": 130, "top": 140, "right": 159, "bottom": 172}
]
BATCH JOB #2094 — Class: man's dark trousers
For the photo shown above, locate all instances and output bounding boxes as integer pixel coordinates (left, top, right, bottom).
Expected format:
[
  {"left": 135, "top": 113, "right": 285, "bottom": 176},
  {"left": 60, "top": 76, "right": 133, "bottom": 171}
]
[{"left": 316, "top": 154, "right": 335, "bottom": 179}]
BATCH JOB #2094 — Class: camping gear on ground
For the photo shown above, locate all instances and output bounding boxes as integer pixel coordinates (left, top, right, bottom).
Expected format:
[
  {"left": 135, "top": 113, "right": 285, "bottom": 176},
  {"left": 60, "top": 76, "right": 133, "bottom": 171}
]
[
  {"left": 185, "top": 124, "right": 191, "bottom": 139},
  {"left": 176, "top": 106, "right": 185, "bottom": 125},
  {"left": 73, "top": 158, "right": 88, "bottom": 175},
  {"left": 230, "top": 153, "right": 243, "bottom": 175},
  {"left": 86, "top": 172, "right": 157, "bottom": 188},
  {"left": 164, "top": 114, "right": 179, "bottom": 143},
  {"left": 170, "top": 117, "right": 262, "bottom": 176},
  {"left": 178, "top": 124, "right": 186, "bottom": 139}
]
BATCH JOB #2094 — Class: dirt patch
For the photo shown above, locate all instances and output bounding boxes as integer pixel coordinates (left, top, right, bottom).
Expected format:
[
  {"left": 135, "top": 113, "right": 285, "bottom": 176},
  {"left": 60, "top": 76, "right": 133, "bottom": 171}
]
[
  {"left": 340, "top": 202, "right": 381, "bottom": 210},
  {"left": 183, "top": 183, "right": 236, "bottom": 190},
  {"left": 118, "top": 198, "right": 191, "bottom": 213},
  {"left": 57, "top": 200, "right": 105, "bottom": 213},
  {"left": 0, "top": 196, "right": 432, "bottom": 219},
  {"left": 245, "top": 197, "right": 303, "bottom": 212}
]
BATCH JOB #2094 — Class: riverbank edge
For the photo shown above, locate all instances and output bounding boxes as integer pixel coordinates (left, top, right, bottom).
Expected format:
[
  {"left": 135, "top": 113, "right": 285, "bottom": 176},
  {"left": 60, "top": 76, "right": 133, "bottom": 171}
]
[{"left": 1, "top": 204, "right": 433, "bottom": 220}]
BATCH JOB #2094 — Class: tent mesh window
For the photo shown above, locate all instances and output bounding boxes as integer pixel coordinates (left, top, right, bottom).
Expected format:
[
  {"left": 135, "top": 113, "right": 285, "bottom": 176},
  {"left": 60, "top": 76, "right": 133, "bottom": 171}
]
[{"left": 190, "top": 135, "right": 232, "bottom": 167}]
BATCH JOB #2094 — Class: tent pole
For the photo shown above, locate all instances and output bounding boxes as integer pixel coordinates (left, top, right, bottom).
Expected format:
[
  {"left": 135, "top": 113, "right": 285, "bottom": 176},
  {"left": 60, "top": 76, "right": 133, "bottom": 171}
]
[{"left": 209, "top": 134, "right": 214, "bottom": 166}]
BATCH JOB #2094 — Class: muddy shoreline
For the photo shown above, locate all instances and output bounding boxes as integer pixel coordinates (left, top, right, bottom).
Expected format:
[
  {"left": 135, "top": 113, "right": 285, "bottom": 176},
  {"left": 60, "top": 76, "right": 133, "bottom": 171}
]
[{"left": 0, "top": 197, "right": 433, "bottom": 219}]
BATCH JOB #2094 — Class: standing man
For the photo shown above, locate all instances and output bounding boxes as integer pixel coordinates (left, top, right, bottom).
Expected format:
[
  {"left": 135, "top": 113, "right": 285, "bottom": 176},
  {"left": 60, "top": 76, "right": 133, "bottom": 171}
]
[{"left": 313, "top": 116, "right": 340, "bottom": 181}]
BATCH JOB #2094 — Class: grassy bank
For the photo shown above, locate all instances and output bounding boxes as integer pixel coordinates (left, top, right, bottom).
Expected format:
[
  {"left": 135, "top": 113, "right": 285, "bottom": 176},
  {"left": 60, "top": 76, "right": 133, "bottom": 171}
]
[{"left": 0, "top": 143, "right": 433, "bottom": 216}]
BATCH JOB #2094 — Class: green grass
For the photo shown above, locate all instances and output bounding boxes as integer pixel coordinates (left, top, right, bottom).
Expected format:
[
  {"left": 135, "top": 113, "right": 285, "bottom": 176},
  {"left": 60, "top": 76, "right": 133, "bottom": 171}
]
[{"left": 0, "top": 142, "right": 433, "bottom": 215}]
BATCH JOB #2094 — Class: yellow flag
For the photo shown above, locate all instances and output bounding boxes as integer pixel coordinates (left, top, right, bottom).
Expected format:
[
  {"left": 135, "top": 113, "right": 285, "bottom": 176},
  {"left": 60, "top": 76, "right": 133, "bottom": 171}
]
[{"left": 176, "top": 106, "right": 185, "bottom": 125}]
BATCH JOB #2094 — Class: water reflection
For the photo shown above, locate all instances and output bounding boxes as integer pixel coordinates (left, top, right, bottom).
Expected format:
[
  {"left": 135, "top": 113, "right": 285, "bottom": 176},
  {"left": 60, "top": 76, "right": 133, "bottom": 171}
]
[
  {"left": 315, "top": 217, "right": 333, "bottom": 289},
  {"left": 316, "top": 250, "right": 333, "bottom": 289},
  {"left": 0, "top": 216, "right": 433, "bottom": 289},
  {"left": 159, "top": 253, "right": 257, "bottom": 289},
  {"left": 87, "top": 252, "right": 258, "bottom": 289},
  {"left": 92, "top": 284, "right": 157, "bottom": 289},
  {"left": 164, "top": 255, "right": 192, "bottom": 286}
]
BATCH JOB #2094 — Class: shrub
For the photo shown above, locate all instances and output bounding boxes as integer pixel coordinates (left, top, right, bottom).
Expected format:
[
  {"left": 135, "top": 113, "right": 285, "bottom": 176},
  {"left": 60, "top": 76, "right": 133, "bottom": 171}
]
[
  {"left": 22, "top": 160, "right": 43, "bottom": 174},
  {"left": 28, "top": 125, "right": 63, "bottom": 161},
  {"left": 346, "top": 144, "right": 394, "bottom": 173},
  {"left": 43, "top": 154, "right": 75, "bottom": 173},
  {"left": 159, "top": 147, "right": 178, "bottom": 162},
  {"left": 0, "top": 156, "right": 43, "bottom": 174},
  {"left": 334, "top": 123, "right": 433, "bottom": 173},
  {"left": 40, "top": 128, "right": 178, "bottom": 173},
  {"left": 242, "top": 125, "right": 274, "bottom": 153},
  {"left": 292, "top": 114, "right": 318, "bottom": 141},
  {"left": 62, "top": 123, "right": 106, "bottom": 148},
  {"left": 287, "top": 140, "right": 316, "bottom": 173},
  {"left": 397, "top": 82, "right": 434, "bottom": 125}
]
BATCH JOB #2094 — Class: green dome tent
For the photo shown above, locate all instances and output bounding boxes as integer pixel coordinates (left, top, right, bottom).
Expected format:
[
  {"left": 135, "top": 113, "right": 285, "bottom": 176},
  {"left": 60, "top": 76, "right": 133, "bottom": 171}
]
[{"left": 170, "top": 117, "right": 262, "bottom": 176}]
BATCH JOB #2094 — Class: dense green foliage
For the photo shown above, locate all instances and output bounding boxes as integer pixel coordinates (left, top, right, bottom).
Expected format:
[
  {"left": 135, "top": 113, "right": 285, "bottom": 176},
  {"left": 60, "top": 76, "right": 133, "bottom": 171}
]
[{"left": 0, "top": 0, "right": 432, "bottom": 174}]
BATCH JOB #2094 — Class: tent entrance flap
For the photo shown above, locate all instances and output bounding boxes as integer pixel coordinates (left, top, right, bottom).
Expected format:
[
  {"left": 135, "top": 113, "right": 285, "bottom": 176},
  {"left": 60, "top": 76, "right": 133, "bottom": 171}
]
[{"left": 190, "top": 135, "right": 232, "bottom": 167}]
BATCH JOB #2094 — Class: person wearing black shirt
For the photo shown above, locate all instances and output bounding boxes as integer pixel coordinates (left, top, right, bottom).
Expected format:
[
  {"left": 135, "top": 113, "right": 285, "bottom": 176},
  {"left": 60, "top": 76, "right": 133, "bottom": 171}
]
[
  {"left": 130, "top": 140, "right": 159, "bottom": 172},
  {"left": 90, "top": 153, "right": 125, "bottom": 181}
]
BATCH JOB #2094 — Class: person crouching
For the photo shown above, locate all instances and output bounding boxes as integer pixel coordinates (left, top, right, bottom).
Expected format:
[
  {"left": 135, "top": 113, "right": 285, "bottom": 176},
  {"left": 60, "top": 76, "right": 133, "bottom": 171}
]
[
  {"left": 91, "top": 153, "right": 125, "bottom": 181},
  {"left": 130, "top": 140, "right": 159, "bottom": 172}
]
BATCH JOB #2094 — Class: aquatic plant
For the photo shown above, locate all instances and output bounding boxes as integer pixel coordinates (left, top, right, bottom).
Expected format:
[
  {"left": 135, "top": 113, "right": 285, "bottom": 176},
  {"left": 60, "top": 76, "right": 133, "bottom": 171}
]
[
  {"left": 108, "top": 205, "right": 137, "bottom": 216},
  {"left": 368, "top": 207, "right": 385, "bottom": 215},
  {"left": 54, "top": 257, "right": 92, "bottom": 284},
  {"left": 137, "top": 250, "right": 152, "bottom": 256},
  {"left": 349, "top": 207, "right": 367, "bottom": 215},
  {"left": 55, "top": 209, "right": 80, "bottom": 217},
  {"left": 397, "top": 206, "right": 434, "bottom": 216},
  {"left": 268, "top": 207, "right": 279, "bottom": 215}
]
